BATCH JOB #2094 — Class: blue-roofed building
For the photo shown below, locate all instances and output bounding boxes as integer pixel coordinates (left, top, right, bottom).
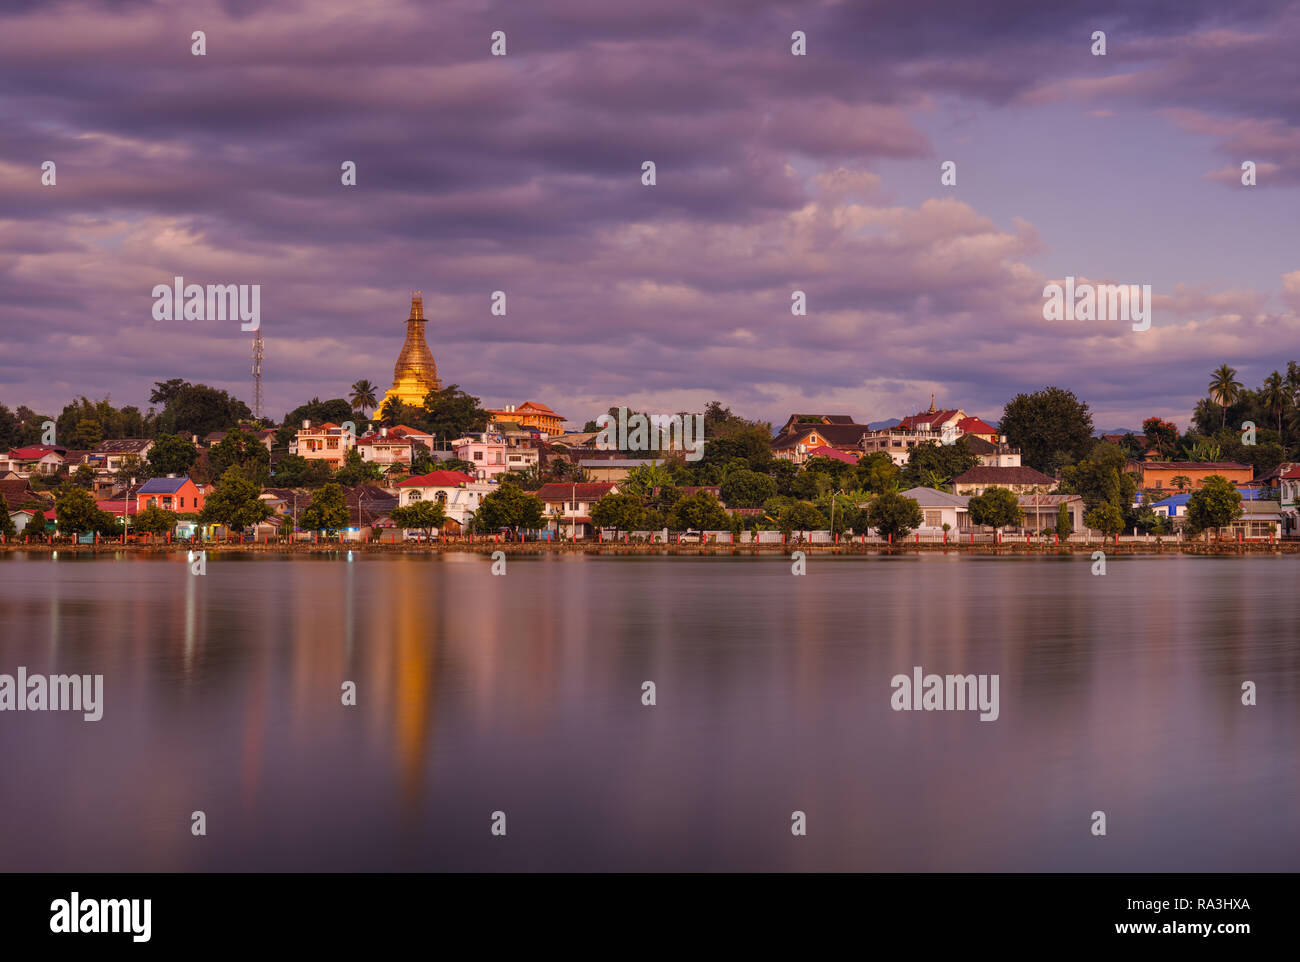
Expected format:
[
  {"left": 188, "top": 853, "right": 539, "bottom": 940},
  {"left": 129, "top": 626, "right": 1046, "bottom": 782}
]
[
  {"left": 1149, "top": 487, "right": 1271, "bottom": 519},
  {"left": 136, "top": 475, "right": 205, "bottom": 513}
]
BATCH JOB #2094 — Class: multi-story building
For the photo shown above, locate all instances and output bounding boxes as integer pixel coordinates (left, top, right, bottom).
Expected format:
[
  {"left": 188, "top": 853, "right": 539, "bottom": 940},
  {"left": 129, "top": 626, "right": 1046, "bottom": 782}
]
[
  {"left": 356, "top": 427, "right": 414, "bottom": 470},
  {"left": 486, "top": 401, "right": 566, "bottom": 437},
  {"left": 770, "top": 415, "right": 871, "bottom": 464},
  {"left": 451, "top": 434, "right": 539, "bottom": 478},
  {"left": 1132, "top": 461, "right": 1254, "bottom": 492},
  {"left": 394, "top": 470, "right": 493, "bottom": 532},
  {"left": 292, "top": 421, "right": 355, "bottom": 469}
]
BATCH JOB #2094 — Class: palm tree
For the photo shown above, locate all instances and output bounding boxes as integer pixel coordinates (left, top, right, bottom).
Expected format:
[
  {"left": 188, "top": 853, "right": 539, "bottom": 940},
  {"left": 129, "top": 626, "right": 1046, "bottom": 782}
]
[
  {"left": 1208, "top": 364, "right": 1243, "bottom": 431},
  {"left": 921, "top": 469, "right": 951, "bottom": 491},
  {"left": 349, "top": 380, "right": 378, "bottom": 417},
  {"left": 1171, "top": 475, "right": 1192, "bottom": 492},
  {"left": 1262, "top": 370, "right": 1286, "bottom": 443}
]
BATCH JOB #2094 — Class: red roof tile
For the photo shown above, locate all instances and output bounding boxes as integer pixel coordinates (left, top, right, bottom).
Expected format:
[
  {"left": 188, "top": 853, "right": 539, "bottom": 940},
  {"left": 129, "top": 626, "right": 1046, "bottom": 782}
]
[
  {"left": 396, "top": 470, "right": 476, "bottom": 487},
  {"left": 534, "top": 482, "right": 618, "bottom": 501}
]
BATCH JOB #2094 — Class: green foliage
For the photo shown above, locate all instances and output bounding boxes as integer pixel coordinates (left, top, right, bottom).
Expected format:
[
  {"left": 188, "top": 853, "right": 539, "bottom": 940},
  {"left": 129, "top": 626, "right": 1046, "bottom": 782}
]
[
  {"left": 272, "top": 453, "right": 332, "bottom": 487},
  {"left": 55, "top": 488, "right": 112, "bottom": 535},
  {"left": 349, "top": 380, "right": 379, "bottom": 416},
  {"left": 1055, "top": 501, "right": 1073, "bottom": 540},
  {"left": 154, "top": 382, "right": 253, "bottom": 438},
  {"left": 620, "top": 460, "right": 675, "bottom": 498},
  {"left": 999, "top": 386, "right": 1094, "bottom": 472},
  {"left": 0, "top": 493, "right": 14, "bottom": 538},
  {"left": 390, "top": 500, "right": 447, "bottom": 539},
  {"left": 591, "top": 493, "right": 648, "bottom": 534},
  {"left": 968, "top": 487, "right": 1024, "bottom": 530},
  {"left": 298, "top": 483, "right": 351, "bottom": 533},
  {"left": 1084, "top": 502, "right": 1125, "bottom": 536},
  {"left": 865, "top": 492, "right": 923, "bottom": 540},
  {"left": 474, "top": 484, "right": 545, "bottom": 532},
  {"left": 71, "top": 464, "right": 96, "bottom": 489},
  {"left": 720, "top": 468, "right": 777, "bottom": 508},
  {"left": 277, "top": 397, "right": 356, "bottom": 447},
  {"left": 1207, "top": 364, "right": 1244, "bottom": 431},
  {"left": 201, "top": 467, "right": 273, "bottom": 532},
  {"left": 900, "top": 439, "right": 979, "bottom": 489},
  {"left": 147, "top": 434, "right": 199, "bottom": 476},
  {"left": 777, "top": 501, "right": 826, "bottom": 535},
  {"left": 790, "top": 469, "right": 835, "bottom": 500},
  {"left": 208, "top": 426, "right": 271, "bottom": 484},
  {"left": 1142, "top": 417, "right": 1179, "bottom": 460},
  {"left": 54, "top": 396, "right": 147, "bottom": 445},
  {"left": 853, "top": 451, "right": 900, "bottom": 494},
  {"left": 668, "top": 490, "right": 730, "bottom": 530},
  {"left": 1058, "top": 442, "right": 1136, "bottom": 511},
  {"left": 1184, "top": 475, "right": 1243, "bottom": 536},
  {"left": 420, "top": 385, "right": 489, "bottom": 441},
  {"left": 335, "top": 448, "right": 382, "bottom": 486},
  {"left": 134, "top": 504, "right": 177, "bottom": 536},
  {"left": 813, "top": 491, "right": 861, "bottom": 534}
]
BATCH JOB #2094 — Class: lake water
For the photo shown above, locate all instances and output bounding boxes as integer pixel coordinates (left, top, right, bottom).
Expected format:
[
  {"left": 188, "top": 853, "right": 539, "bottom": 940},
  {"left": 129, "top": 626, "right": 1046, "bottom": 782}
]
[{"left": 1, "top": 550, "right": 1297, "bottom": 871}]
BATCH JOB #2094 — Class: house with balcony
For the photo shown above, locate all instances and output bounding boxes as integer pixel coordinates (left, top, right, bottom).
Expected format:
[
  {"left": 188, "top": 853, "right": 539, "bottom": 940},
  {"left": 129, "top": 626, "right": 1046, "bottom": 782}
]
[
  {"left": 395, "top": 470, "right": 492, "bottom": 531},
  {"left": 486, "top": 401, "right": 566, "bottom": 437},
  {"left": 535, "top": 481, "right": 620, "bottom": 539},
  {"left": 356, "top": 427, "right": 414, "bottom": 470},
  {"left": 0, "top": 445, "right": 67, "bottom": 478},
  {"left": 136, "top": 475, "right": 206, "bottom": 514},
  {"left": 771, "top": 415, "right": 871, "bottom": 464},
  {"left": 291, "top": 421, "right": 355, "bottom": 469}
]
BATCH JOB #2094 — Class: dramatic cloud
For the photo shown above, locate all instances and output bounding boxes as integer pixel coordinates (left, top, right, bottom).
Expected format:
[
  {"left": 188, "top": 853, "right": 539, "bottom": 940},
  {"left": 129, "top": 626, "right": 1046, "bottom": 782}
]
[{"left": 2, "top": 0, "right": 1299, "bottom": 431}]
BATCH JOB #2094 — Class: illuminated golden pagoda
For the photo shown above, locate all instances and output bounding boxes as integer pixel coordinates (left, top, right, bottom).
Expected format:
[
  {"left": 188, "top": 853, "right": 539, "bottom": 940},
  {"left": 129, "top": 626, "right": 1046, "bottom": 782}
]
[{"left": 381, "top": 291, "right": 442, "bottom": 412}]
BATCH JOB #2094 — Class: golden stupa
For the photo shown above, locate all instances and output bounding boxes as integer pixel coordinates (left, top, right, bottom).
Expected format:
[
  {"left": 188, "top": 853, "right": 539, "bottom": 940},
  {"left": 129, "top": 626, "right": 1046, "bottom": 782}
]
[{"left": 381, "top": 291, "right": 442, "bottom": 411}]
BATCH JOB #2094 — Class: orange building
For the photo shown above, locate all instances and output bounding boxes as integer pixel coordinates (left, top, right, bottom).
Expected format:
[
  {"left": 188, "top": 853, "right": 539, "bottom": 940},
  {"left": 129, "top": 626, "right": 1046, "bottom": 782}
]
[
  {"left": 136, "top": 475, "right": 205, "bottom": 513},
  {"left": 1134, "top": 461, "right": 1253, "bottom": 491},
  {"left": 486, "top": 401, "right": 566, "bottom": 436}
]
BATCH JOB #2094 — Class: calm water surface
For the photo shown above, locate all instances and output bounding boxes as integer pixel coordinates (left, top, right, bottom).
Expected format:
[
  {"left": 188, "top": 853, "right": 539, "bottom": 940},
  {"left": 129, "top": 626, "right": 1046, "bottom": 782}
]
[{"left": 1, "top": 551, "right": 1297, "bottom": 871}]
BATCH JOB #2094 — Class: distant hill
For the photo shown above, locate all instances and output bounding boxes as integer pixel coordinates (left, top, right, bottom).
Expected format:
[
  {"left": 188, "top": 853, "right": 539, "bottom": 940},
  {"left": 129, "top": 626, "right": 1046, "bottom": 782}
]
[
  {"left": 868, "top": 418, "right": 901, "bottom": 430},
  {"left": 1096, "top": 428, "right": 1142, "bottom": 437}
]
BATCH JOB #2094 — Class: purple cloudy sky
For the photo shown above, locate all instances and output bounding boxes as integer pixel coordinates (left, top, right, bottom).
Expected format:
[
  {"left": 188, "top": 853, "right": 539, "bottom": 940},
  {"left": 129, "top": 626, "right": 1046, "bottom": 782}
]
[{"left": 2, "top": 0, "right": 1299, "bottom": 432}]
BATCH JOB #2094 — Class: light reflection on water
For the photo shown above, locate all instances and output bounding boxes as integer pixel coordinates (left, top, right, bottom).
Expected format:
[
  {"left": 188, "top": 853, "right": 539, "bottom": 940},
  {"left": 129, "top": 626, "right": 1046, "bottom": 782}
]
[{"left": 0, "top": 551, "right": 1297, "bottom": 871}]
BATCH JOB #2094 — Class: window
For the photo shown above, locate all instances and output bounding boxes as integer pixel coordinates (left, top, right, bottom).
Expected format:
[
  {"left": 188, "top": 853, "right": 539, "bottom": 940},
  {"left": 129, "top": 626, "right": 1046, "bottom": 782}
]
[
  {"left": 179, "top": 498, "right": 185, "bottom": 508},
  {"left": 473, "top": 451, "right": 483, "bottom": 461},
  {"left": 436, "top": 492, "right": 447, "bottom": 504},
  {"left": 925, "top": 510, "right": 942, "bottom": 526},
  {"left": 409, "top": 491, "right": 422, "bottom": 502}
]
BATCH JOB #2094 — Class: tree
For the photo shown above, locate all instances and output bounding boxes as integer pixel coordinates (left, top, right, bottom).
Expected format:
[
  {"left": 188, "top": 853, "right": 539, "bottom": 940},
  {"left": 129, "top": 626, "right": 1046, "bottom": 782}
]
[
  {"left": 0, "top": 403, "right": 21, "bottom": 451},
  {"left": 116, "top": 452, "right": 149, "bottom": 484},
  {"left": 298, "top": 483, "right": 351, "bottom": 535},
  {"left": 814, "top": 491, "right": 862, "bottom": 534},
  {"left": 55, "top": 488, "right": 112, "bottom": 535},
  {"left": 335, "top": 449, "right": 382, "bottom": 486},
  {"left": 1262, "top": 370, "right": 1287, "bottom": 443},
  {"left": 1171, "top": 475, "right": 1192, "bottom": 492},
  {"left": 349, "top": 380, "right": 379, "bottom": 417},
  {"left": 201, "top": 467, "right": 273, "bottom": 533},
  {"left": 865, "top": 491, "right": 923, "bottom": 540},
  {"left": 421, "top": 384, "right": 488, "bottom": 441},
  {"left": 0, "top": 493, "right": 15, "bottom": 538},
  {"left": 591, "top": 493, "right": 647, "bottom": 538},
  {"left": 474, "top": 483, "right": 545, "bottom": 533},
  {"left": 71, "top": 464, "right": 96, "bottom": 489},
  {"left": 1055, "top": 501, "right": 1072, "bottom": 540},
  {"left": 718, "top": 468, "right": 776, "bottom": 507},
  {"left": 208, "top": 426, "right": 270, "bottom": 484},
  {"left": 273, "top": 453, "right": 332, "bottom": 487},
  {"left": 147, "top": 434, "right": 199, "bottom": 476},
  {"left": 777, "top": 501, "right": 827, "bottom": 537},
  {"left": 70, "top": 418, "right": 103, "bottom": 448},
  {"left": 155, "top": 383, "right": 253, "bottom": 438},
  {"left": 901, "top": 439, "right": 979, "bottom": 489},
  {"left": 621, "top": 460, "right": 675, "bottom": 498},
  {"left": 1084, "top": 502, "right": 1125, "bottom": 536},
  {"left": 1141, "top": 417, "right": 1179, "bottom": 460},
  {"left": 668, "top": 490, "right": 730, "bottom": 530},
  {"left": 277, "top": 397, "right": 358, "bottom": 447},
  {"left": 1058, "top": 442, "right": 1136, "bottom": 509},
  {"left": 1184, "top": 475, "right": 1243, "bottom": 539},
  {"left": 854, "top": 451, "right": 899, "bottom": 494},
  {"left": 134, "top": 504, "right": 177, "bottom": 539},
  {"left": 1208, "top": 364, "right": 1243, "bottom": 431},
  {"left": 998, "top": 387, "right": 1094, "bottom": 472},
  {"left": 390, "top": 501, "right": 447, "bottom": 540},
  {"left": 968, "top": 488, "right": 1023, "bottom": 533}
]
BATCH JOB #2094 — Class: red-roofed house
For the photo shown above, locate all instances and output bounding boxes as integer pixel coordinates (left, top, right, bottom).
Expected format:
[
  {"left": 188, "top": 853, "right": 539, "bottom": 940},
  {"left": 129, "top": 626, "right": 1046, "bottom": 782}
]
[
  {"left": 356, "top": 427, "right": 414, "bottom": 469},
  {"left": 955, "top": 417, "right": 997, "bottom": 442},
  {"left": 292, "top": 422, "right": 355, "bottom": 469},
  {"left": 535, "top": 481, "right": 620, "bottom": 539},
  {"left": 394, "top": 470, "right": 489, "bottom": 531},
  {"left": 0, "top": 445, "right": 66, "bottom": 478},
  {"left": 805, "top": 445, "right": 860, "bottom": 465},
  {"left": 1279, "top": 465, "right": 1300, "bottom": 535},
  {"left": 486, "top": 401, "right": 566, "bottom": 436}
]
